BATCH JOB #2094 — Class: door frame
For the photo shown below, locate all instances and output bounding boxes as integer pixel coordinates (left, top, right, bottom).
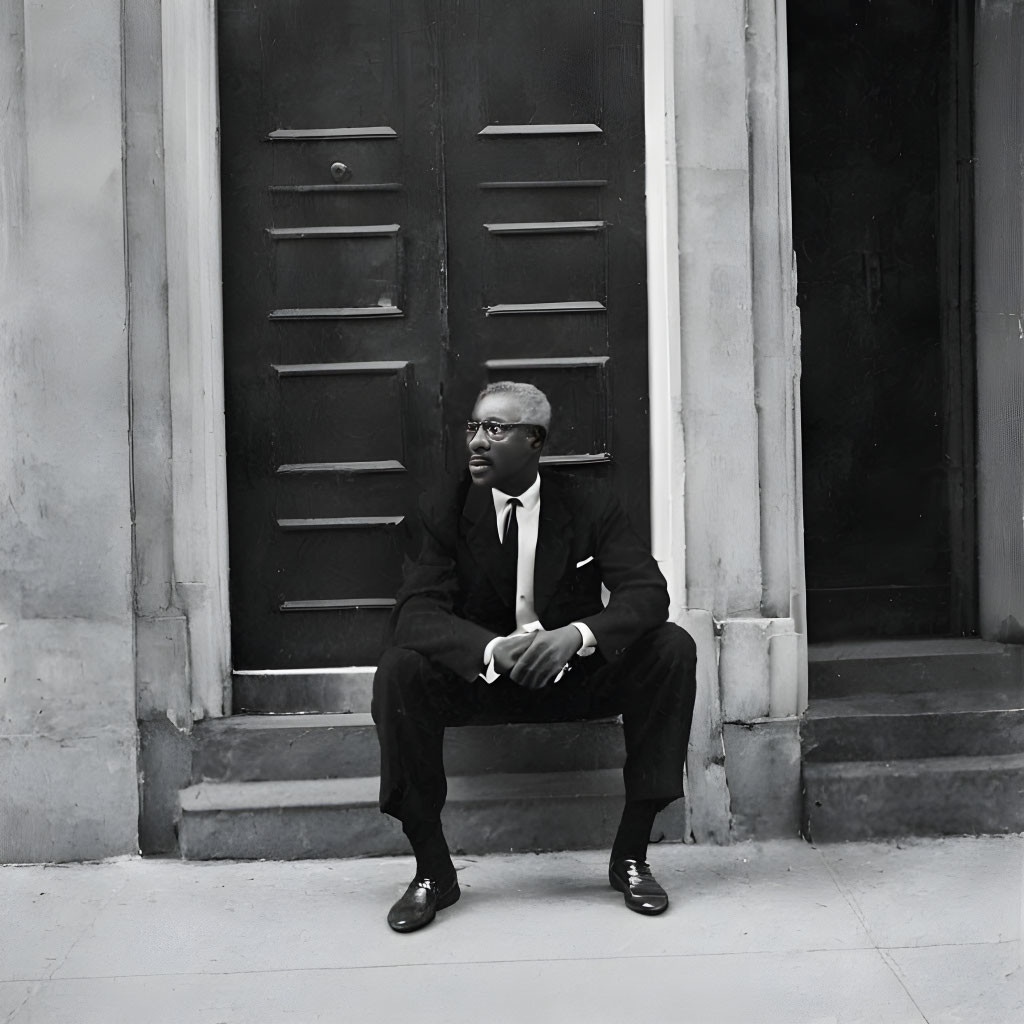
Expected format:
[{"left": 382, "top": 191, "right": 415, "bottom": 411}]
[
  {"left": 160, "top": 0, "right": 686, "bottom": 716},
  {"left": 940, "top": 0, "right": 977, "bottom": 635}
]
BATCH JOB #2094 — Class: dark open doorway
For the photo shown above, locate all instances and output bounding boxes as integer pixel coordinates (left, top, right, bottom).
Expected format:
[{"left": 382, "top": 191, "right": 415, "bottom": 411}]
[{"left": 789, "top": 0, "right": 976, "bottom": 642}]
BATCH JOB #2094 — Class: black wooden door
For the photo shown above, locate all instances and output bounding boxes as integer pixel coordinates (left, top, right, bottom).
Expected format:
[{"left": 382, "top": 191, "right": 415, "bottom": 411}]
[
  {"left": 789, "top": 0, "right": 974, "bottom": 641},
  {"left": 442, "top": 2, "right": 649, "bottom": 524},
  {"left": 219, "top": 0, "right": 648, "bottom": 670}
]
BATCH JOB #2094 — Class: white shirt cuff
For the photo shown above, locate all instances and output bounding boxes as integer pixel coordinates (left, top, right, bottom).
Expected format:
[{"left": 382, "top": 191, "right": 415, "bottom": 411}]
[
  {"left": 571, "top": 621, "right": 597, "bottom": 656},
  {"left": 481, "top": 636, "right": 503, "bottom": 683}
]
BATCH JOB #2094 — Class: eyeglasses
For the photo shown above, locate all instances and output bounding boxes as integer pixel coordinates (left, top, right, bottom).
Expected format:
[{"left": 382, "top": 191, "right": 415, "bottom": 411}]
[{"left": 465, "top": 420, "right": 543, "bottom": 441}]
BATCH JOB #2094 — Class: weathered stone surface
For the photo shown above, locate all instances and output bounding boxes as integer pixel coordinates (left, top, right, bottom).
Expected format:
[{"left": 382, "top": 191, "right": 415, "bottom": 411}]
[
  {"left": 803, "top": 703, "right": 1024, "bottom": 763},
  {"left": 192, "top": 714, "right": 628, "bottom": 784},
  {"left": 178, "top": 770, "right": 635, "bottom": 860},
  {"left": 0, "top": 618, "right": 138, "bottom": 864},
  {"left": 0, "top": 732, "right": 138, "bottom": 863},
  {"left": 0, "top": 620, "right": 135, "bottom": 738},
  {"left": 139, "top": 718, "right": 192, "bottom": 856},
  {"left": 719, "top": 619, "right": 773, "bottom": 722},
  {"left": 800, "top": 642, "right": 1024, "bottom": 841},
  {"left": 808, "top": 639, "right": 1024, "bottom": 699},
  {"left": 181, "top": 711, "right": 696, "bottom": 858},
  {"left": 723, "top": 719, "right": 801, "bottom": 840},
  {"left": 803, "top": 754, "right": 1024, "bottom": 842},
  {"left": 136, "top": 616, "right": 191, "bottom": 726},
  {"left": 0, "top": 0, "right": 138, "bottom": 863},
  {"left": 679, "top": 608, "right": 732, "bottom": 844}
]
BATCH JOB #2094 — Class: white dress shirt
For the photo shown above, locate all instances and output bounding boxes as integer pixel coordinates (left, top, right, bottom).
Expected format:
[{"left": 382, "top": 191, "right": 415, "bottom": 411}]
[{"left": 481, "top": 475, "right": 597, "bottom": 681}]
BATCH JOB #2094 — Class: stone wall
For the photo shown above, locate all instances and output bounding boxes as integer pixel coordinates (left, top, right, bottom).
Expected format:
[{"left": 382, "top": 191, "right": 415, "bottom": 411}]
[
  {"left": 0, "top": 0, "right": 138, "bottom": 861},
  {"left": 672, "top": 0, "right": 805, "bottom": 840}
]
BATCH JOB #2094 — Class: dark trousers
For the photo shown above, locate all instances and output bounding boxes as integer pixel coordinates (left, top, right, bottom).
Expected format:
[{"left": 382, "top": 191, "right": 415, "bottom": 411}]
[{"left": 371, "top": 622, "right": 698, "bottom": 826}]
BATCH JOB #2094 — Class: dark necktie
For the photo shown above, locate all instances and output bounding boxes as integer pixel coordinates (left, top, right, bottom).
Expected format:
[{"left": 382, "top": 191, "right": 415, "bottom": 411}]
[
  {"left": 502, "top": 498, "right": 521, "bottom": 548},
  {"left": 501, "top": 498, "right": 521, "bottom": 587}
]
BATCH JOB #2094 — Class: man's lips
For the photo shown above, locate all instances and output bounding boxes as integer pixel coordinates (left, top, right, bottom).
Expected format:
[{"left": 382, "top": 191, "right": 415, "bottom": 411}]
[{"left": 468, "top": 457, "right": 492, "bottom": 467}]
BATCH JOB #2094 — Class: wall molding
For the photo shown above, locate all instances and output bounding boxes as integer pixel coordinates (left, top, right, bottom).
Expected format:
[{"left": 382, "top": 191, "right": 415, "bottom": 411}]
[
  {"left": 644, "top": 0, "right": 688, "bottom": 616},
  {"left": 161, "top": 0, "right": 231, "bottom": 717}
]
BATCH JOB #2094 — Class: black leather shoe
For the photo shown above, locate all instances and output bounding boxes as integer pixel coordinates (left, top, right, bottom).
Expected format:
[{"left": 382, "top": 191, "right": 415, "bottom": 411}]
[
  {"left": 387, "top": 874, "right": 461, "bottom": 933},
  {"left": 609, "top": 858, "right": 669, "bottom": 915}
]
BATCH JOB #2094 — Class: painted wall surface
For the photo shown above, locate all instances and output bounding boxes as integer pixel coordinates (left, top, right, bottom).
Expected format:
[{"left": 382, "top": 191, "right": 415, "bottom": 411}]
[
  {"left": 975, "top": 0, "right": 1024, "bottom": 641},
  {"left": 0, "top": 1, "right": 138, "bottom": 861}
]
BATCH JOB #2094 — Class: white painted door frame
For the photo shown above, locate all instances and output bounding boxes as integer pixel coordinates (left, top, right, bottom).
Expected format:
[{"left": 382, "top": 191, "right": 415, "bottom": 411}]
[
  {"left": 161, "top": 0, "right": 685, "bottom": 716},
  {"left": 643, "top": 0, "right": 687, "bottom": 615}
]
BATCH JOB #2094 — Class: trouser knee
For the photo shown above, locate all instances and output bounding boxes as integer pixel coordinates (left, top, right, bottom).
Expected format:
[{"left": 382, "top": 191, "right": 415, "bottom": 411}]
[
  {"left": 634, "top": 622, "right": 698, "bottom": 719},
  {"left": 371, "top": 646, "right": 432, "bottom": 723},
  {"left": 646, "top": 621, "right": 697, "bottom": 665}
]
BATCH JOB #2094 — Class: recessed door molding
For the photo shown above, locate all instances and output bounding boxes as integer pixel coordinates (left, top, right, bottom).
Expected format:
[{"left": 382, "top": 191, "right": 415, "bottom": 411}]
[{"left": 159, "top": 0, "right": 685, "bottom": 714}]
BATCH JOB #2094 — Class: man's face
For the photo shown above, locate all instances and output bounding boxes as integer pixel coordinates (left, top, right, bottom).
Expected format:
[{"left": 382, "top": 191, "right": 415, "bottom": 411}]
[{"left": 466, "top": 393, "right": 544, "bottom": 494}]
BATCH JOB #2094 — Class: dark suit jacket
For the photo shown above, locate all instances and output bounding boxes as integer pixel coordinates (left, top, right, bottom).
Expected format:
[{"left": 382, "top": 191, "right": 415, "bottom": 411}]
[{"left": 388, "top": 469, "right": 670, "bottom": 681}]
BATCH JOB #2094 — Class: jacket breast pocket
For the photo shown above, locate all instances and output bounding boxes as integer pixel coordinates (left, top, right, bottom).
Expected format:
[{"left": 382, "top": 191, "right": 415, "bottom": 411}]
[{"left": 565, "top": 555, "right": 601, "bottom": 600}]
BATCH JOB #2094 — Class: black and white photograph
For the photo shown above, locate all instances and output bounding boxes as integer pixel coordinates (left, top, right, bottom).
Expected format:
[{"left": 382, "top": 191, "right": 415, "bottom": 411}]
[{"left": 1, "top": 1, "right": 1022, "bottom": 1021}]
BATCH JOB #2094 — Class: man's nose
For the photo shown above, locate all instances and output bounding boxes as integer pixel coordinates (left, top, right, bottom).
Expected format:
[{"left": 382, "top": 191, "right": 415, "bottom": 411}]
[{"left": 468, "top": 424, "right": 491, "bottom": 450}]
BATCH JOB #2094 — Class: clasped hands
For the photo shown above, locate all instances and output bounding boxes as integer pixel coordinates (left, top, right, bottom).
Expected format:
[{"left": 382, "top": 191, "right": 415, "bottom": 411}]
[{"left": 491, "top": 625, "right": 582, "bottom": 690}]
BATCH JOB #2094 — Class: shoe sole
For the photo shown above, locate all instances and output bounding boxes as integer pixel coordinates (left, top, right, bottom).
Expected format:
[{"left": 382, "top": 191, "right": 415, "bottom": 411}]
[{"left": 608, "top": 869, "right": 669, "bottom": 916}]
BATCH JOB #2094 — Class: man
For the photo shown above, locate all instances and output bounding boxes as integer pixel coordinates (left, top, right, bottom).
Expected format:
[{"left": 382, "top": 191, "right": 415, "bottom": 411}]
[{"left": 372, "top": 381, "right": 697, "bottom": 932}]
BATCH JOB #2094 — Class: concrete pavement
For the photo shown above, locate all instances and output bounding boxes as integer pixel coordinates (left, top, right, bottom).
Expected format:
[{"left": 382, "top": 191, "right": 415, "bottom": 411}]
[{"left": 2, "top": 836, "right": 1022, "bottom": 1023}]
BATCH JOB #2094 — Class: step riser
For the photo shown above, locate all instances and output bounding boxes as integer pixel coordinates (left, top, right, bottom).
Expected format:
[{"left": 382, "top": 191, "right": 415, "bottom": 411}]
[
  {"left": 193, "top": 721, "right": 627, "bottom": 784},
  {"left": 809, "top": 648, "right": 1023, "bottom": 699},
  {"left": 179, "top": 796, "right": 680, "bottom": 860},
  {"left": 232, "top": 675, "right": 374, "bottom": 714},
  {"left": 803, "top": 765, "right": 1024, "bottom": 841},
  {"left": 802, "top": 710, "right": 1024, "bottom": 762}
]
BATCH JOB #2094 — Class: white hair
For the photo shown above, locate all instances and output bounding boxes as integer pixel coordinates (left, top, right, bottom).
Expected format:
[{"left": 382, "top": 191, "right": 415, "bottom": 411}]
[{"left": 476, "top": 380, "right": 552, "bottom": 431}]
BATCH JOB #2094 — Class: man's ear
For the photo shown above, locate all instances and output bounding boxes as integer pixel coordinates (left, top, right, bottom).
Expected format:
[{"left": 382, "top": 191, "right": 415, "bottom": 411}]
[{"left": 529, "top": 428, "right": 547, "bottom": 450}]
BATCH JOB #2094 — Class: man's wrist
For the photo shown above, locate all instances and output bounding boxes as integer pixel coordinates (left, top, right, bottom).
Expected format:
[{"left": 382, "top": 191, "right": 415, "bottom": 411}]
[{"left": 570, "top": 621, "right": 597, "bottom": 656}]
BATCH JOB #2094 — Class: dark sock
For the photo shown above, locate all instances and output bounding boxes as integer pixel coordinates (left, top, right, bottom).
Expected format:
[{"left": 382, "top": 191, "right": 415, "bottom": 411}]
[
  {"left": 403, "top": 820, "right": 456, "bottom": 885},
  {"left": 610, "top": 799, "right": 667, "bottom": 864}
]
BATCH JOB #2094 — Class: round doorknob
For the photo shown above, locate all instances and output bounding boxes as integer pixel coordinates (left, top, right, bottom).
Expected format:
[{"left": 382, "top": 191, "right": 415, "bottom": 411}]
[{"left": 330, "top": 161, "right": 351, "bottom": 183}]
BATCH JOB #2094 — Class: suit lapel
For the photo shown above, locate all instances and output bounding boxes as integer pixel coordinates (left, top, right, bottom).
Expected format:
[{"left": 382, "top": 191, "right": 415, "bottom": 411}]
[
  {"left": 533, "top": 475, "right": 573, "bottom": 618},
  {"left": 462, "top": 483, "right": 516, "bottom": 607}
]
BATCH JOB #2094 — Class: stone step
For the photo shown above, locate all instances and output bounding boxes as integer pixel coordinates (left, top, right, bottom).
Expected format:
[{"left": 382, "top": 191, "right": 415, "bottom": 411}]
[
  {"left": 802, "top": 753, "right": 1024, "bottom": 842},
  {"left": 802, "top": 690, "right": 1024, "bottom": 762},
  {"left": 231, "top": 670, "right": 375, "bottom": 714},
  {"left": 177, "top": 769, "right": 685, "bottom": 860},
  {"left": 808, "top": 638, "right": 1023, "bottom": 699},
  {"left": 192, "top": 713, "right": 626, "bottom": 783}
]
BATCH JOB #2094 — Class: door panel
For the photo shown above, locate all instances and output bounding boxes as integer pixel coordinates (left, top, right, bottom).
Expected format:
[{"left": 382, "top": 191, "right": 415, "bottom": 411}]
[
  {"left": 220, "top": 0, "right": 444, "bottom": 668},
  {"left": 480, "top": 0, "right": 604, "bottom": 125},
  {"left": 484, "top": 231, "right": 606, "bottom": 306},
  {"left": 270, "top": 228, "right": 404, "bottom": 312},
  {"left": 260, "top": 0, "right": 400, "bottom": 127},
  {"left": 220, "top": 0, "right": 648, "bottom": 670},
  {"left": 442, "top": 0, "right": 649, "bottom": 530}
]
